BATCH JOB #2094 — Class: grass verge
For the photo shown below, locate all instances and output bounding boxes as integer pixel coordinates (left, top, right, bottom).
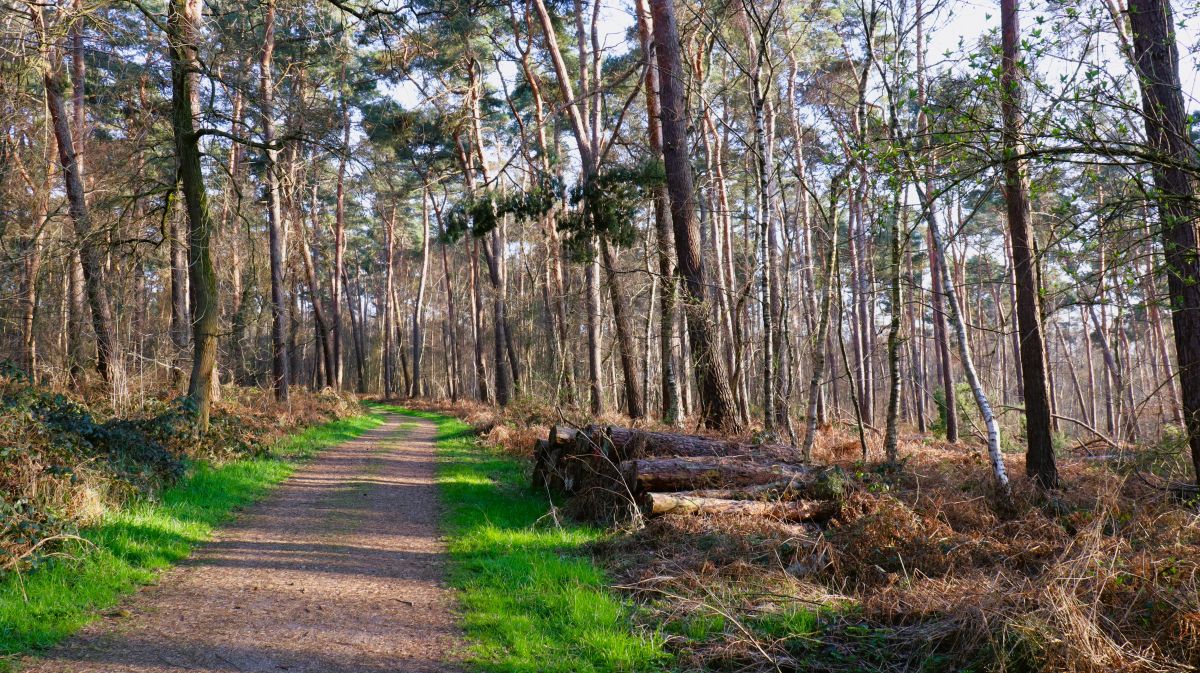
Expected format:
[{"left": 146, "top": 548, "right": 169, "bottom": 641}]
[
  {"left": 384, "top": 406, "right": 670, "bottom": 673},
  {"left": 0, "top": 410, "right": 384, "bottom": 664}
]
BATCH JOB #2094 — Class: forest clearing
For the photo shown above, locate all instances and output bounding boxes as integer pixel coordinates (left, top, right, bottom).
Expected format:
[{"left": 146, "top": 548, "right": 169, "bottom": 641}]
[{"left": 3, "top": 0, "right": 1200, "bottom": 669}]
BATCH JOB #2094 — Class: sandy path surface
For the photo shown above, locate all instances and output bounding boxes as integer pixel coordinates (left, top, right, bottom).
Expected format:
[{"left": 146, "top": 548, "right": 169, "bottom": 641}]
[{"left": 21, "top": 415, "right": 462, "bottom": 673}]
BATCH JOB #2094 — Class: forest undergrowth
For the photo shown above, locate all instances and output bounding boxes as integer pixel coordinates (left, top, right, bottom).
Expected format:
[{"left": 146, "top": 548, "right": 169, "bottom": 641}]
[
  {"left": 0, "top": 373, "right": 360, "bottom": 574},
  {"left": 0, "top": 373, "right": 367, "bottom": 663},
  {"left": 409, "top": 397, "right": 1200, "bottom": 673}
]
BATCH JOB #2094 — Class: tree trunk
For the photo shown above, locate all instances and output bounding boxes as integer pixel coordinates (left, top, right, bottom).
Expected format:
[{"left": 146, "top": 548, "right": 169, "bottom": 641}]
[
  {"left": 411, "top": 187, "right": 432, "bottom": 397},
  {"left": 342, "top": 266, "right": 368, "bottom": 393},
  {"left": 332, "top": 91, "right": 349, "bottom": 390},
  {"left": 383, "top": 206, "right": 397, "bottom": 397},
  {"left": 1001, "top": 0, "right": 1056, "bottom": 488},
  {"left": 651, "top": 0, "right": 739, "bottom": 432},
  {"left": 164, "top": 0, "right": 218, "bottom": 427},
  {"left": 924, "top": 184, "right": 1011, "bottom": 495},
  {"left": 302, "top": 184, "right": 336, "bottom": 387},
  {"left": 635, "top": 0, "right": 681, "bottom": 425},
  {"left": 915, "top": 0, "right": 957, "bottom": 444},
  {"left": 40, "top": 16, "right": 122, "bottom": 393},
  {"left": 259, "top": 0, "right": 289, "bottom": 402},
  {"left": 438, "top": 219, "right": 462, "bottom": 401},
  {"left": 883, "top": 181, "right": 904, "bottom": 464},
  {"left": 601, "top": 241, "right": 645, "bottom": 418},
  {"left": 643, "top": 493, "right": 836, "bottom": 522},
  {"left": 20, "top": 141, "right": 50, "bottom": 379},
  {"left": 586, "top": 248, "right": 604, "bottom": 414},
  {"left": 469, "top": 238, "right": 490, "bottom": 402},
  {"left": 802, "top": 180, "right": 843, "bottom": 460}
]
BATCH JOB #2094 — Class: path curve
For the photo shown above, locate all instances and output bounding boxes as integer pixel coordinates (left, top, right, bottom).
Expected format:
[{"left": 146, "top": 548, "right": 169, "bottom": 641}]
[{"left": 22, "top": 415, "right": 462, "bottom": 673}]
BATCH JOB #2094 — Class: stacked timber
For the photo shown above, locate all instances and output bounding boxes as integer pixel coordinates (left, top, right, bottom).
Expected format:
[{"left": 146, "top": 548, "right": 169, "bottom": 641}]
[{"left": 531, "top": 425, "right": 846, "bottom": 523}]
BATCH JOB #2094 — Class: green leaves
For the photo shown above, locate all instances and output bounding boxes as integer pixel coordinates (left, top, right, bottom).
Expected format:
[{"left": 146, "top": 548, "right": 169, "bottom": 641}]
[
  {"left": 443, "top": 173, "right": 563, "bottom": 243},
  {"left": 558, "top": 160, "right": 665, "bottom": 261}
]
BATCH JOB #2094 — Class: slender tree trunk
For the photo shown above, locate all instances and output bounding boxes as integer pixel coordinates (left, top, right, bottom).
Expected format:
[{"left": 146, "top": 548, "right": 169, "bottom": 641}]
[
  {"left": 65, "top": 254, "right": 84, "bottom": 381},
  {"left": 258, "top": 0, "right": 289, "bottom": 402},
  {"left": 469, "top": 239, "right": 490, "bottom": 402},
  {"left": 924, "top": 184, "right": 1011, "bottom": 495},
  {"left": 438, "top": 226, "right": 462, "bottom": 401},
  {"left": 40, "top": 15, "right": 122, "bottom": 394},
  {"left": 1140, "top": 214, "right": 1183, "bottom": 424},
  {"left": 383, "top": 206, "right": 397, "bottom": 397},
  {"left": 300, "top": 184, "right": 336, "bottom": 387},
  {"left": 586, "top": 247, "right": 604, "bottom": 414},
  {"left": 914, "top": 1, "right": 957, "bottom": 443},
  {"left": 412, "top": 187, "right": 432, "bottom": 397},
  {"left": 21, "top": 139, "right": 50, "bottom": 380},
  {"left": 341, "top": 265, "right": 367, "bottom": 393},
  {"left": 802, "top": 180, "right": 843, "bottom": 460},
  {"left": 332, "top": 92, "right": 349, "bottom": 390},
  {"left": 1057, "top": 324, "right": 1091, "bottom": 428},
  {"left": 171, "top": 198, "right": 190, "bottom": 365},
  {"left": 1082, "top": 306, "right": 1098, "bottom": 426},
  {"left": 601, "top": 240, "right": 646, "bottom": 418},
  {"left": 883, "top": 182, "right": 904, "bottom": 464}
]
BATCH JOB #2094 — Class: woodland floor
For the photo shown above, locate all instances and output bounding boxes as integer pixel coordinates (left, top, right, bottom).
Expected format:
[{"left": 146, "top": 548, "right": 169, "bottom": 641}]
[{"left": 17, "top": 415, "right": 463, "bottom": 673}]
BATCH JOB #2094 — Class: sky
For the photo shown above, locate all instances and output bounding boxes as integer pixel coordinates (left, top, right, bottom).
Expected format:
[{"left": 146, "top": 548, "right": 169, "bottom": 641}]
[{"left": 382, "top": 0, "right": 1200, "bottom": 160}]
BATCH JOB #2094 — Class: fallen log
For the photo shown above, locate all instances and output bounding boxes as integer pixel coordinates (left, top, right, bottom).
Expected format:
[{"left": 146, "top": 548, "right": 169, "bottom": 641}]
[
  {"left": 643, "top": 492, "right": 839, "bottom": 522},
  {"left": 625, "top": 456, "right": 815, "bottom": 492},
  {"left": 548, "top": 425, "right": 578, "bottom": 449},
  {"left": 560, "top": 425, "right": 606, "bottom": 493},
  {"left": 534, "top": 424, "right": 623, "bottom": 495},
  {"left": 604, "top": 426, "right": 799, "bottom": 462},
  {"left": 663, "top": 468, "right": 851, "bottom": 501}
]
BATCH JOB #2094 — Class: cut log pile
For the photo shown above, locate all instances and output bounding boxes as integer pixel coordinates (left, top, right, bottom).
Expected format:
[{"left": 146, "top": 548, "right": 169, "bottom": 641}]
[{"left": 531, "top": 424, "right": 847, "bottom": 524}]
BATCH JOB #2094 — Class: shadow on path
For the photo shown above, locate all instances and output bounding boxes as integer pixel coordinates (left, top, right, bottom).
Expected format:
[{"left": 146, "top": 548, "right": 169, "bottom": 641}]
[{"left": 21, "top": 416, "right": 462, "bottom": 673}]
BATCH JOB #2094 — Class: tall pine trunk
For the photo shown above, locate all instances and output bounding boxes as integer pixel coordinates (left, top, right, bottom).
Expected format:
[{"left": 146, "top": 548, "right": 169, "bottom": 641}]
[
  {"left": 411, "top": 187, "right": 432, "bottom": 397},
  {"left": 1001, "top": 0, "right": 1056, "bottom": 488},
  {"left": 635, "top": 0, "right": 680, "bottom": 424},
  {"left": 651, "top": 0, "right": 739, "bottom": 432},
  {"left": 1126, "top": 0, "right": 1200, "bottom": 482},
  {"left": 259, "top": 0, "right": 289, "bottom": 402}
]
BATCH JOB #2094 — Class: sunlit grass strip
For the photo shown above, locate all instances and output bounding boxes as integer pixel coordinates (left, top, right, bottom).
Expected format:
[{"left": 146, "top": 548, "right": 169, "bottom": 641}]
[
  {"left": 388, "top": 407, "right": 670, "bottom": 673},
  {"left": 0, "top": 410, "right": 384, "bottom": 663}
]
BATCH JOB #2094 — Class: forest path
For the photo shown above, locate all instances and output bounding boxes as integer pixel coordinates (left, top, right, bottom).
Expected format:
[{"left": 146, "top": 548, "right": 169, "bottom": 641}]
[{"left": 21, "top": 415, "right": 462, "bottom": 673}]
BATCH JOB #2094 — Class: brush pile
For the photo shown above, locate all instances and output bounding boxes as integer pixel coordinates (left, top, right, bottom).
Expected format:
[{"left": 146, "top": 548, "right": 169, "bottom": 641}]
[{"left": 531, "top": 424, "right": 848, "bottom": 524}]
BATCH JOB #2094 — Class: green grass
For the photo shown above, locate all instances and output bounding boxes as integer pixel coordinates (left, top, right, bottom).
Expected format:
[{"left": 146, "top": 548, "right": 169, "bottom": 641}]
[
  {"left": 0, "top": 410, "right": 384, "bottom": 663},
  {"left": 381, "top": 406, "right": 670, "bottom": 673}
]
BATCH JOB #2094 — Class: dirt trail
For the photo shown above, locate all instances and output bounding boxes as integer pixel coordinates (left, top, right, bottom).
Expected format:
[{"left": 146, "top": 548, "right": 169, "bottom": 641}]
[{"left": 22, "top": 415, "right": 462, "bottom": 673}]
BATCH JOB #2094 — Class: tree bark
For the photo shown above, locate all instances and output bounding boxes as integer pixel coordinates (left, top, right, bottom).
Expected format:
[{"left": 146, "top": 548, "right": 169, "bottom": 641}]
[
  {"left": 627, "top": 456, "right": 814, "bottom": 491},
  {"left": 165, "top": 0, "right": 218, "bottom": 427},
  {"left": 259, "top": 0, "right": 289, "bottom": 402},
  {"left": 1001, "top": 0, "right": 1056, "bottom": 488},
  {"left": 601, "top": 241, "right": 645, "bottom": 418},
  {"left": 651, "top": 0, "right": 739, "bottom": 432},
  {"left": 643, "top": 493, "right": 836, "bottom": 521},
  {"left": 40, "top": 12, "right": 122, "bottom": 393},
  {"left": 411, "top": 187, "right": 432, "bottom": 397},
  {"left": 924, "top": 184, "right": 1011, "bottom": 495},
  {"left": 635, "top": 0, "right": 681, "bottom": 425},
  {"left": 1127, "top": 0, "right": 1200, "bottom": 482}
]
